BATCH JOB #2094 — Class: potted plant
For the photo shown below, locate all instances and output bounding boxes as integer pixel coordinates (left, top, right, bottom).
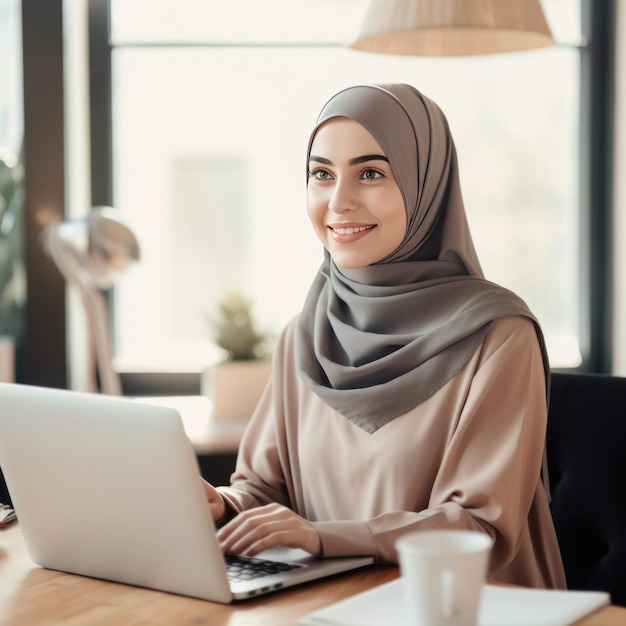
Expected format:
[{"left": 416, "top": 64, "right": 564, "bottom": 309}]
[
  {"left": 0, "top": 145, "right": 24, "bottom": 382},
  {"left": 202, "top": 291, "right": 273, "bottom": 421}
]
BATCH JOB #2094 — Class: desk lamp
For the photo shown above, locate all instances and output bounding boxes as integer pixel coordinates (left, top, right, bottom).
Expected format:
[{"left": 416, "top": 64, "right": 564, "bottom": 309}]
[{"left": 40, "top": 206, "right": 140, "bottom": 395}]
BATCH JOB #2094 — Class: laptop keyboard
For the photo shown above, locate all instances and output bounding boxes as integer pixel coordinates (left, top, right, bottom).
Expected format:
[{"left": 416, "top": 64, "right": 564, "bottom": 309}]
[{"left": 224, "top": 553, "right": 302, "bottom": 582}]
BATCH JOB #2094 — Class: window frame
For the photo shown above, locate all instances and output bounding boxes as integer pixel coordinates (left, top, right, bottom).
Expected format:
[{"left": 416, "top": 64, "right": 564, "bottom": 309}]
[
  {"left": 21, "top": 0, "right": 68, "bottom": 388},
  {"left": 577, "top": 0, "right": 616, "bottom": 373}
]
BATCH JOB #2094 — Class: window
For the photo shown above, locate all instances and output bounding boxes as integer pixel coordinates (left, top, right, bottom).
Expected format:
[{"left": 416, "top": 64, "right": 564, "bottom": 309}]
[{"left": 106, "top": 0, "right": 583, "bottom": 378}]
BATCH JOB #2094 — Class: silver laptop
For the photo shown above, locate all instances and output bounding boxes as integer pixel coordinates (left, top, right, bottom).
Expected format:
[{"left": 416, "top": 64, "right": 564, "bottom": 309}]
[{"left": 0, "top": 382, "right": 373, "bottom": 602}]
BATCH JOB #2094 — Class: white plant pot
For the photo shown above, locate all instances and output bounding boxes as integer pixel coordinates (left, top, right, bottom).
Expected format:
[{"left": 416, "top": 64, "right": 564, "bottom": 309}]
[{"left": 202, "top": 360, "right": 272, "bottom": 421}]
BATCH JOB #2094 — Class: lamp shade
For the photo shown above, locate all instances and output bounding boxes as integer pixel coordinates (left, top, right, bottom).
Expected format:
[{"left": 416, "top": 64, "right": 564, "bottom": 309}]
[
  {"left": 350, "top": 0, "right": 555, "bottom": 56},
  {"left": 47, "top": 206, "right": 140, "bottom": 289}
]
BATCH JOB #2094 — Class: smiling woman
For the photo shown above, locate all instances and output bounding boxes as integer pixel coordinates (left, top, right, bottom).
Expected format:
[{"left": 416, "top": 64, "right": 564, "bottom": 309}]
[
  {"left": 103, "top": 0, "right": 584, "bottom": 380},
  {"left": 202, "top": 82, "right": 567, "bottom": 591}
]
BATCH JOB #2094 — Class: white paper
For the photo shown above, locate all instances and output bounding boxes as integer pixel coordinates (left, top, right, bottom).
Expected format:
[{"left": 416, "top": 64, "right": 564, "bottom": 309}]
[
  {"left": 297, "top": 578, "right": 610, "bottom": 626},
  {"left": 0, "top": 502, "right": 16, "bottom": 527}
]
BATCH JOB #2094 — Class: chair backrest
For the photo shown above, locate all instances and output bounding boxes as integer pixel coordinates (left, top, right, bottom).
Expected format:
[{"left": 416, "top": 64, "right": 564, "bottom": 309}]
[{"left": 547, "top": 371, "right": 626, "bottom": 606}]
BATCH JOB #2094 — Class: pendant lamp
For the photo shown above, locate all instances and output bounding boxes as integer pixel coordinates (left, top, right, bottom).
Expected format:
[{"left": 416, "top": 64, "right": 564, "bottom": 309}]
[{"left": 350, "top": 0, "right": 555, "bottom": 56}]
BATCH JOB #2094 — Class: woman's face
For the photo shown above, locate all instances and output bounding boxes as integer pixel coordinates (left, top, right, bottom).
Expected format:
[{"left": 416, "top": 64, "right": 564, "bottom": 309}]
[{"left": 307, "top": 117, "right": 406, "bottom": 269}]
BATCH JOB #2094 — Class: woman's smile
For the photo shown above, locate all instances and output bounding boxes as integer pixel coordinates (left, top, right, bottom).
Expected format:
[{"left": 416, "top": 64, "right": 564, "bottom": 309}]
[{"left": 328, "top": 223, "right": 376, "bottom": 242}]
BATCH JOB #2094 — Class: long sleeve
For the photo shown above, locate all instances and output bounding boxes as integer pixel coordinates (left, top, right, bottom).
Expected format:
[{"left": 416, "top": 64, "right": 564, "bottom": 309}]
[{"left": 217, "top": 315, "right": 565, "bottom": 589}]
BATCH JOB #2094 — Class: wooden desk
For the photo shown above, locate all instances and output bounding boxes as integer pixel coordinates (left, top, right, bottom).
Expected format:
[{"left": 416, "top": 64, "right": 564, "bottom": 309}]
[{"left": 2, "top": 524, "right": 625, "bottom": 626}]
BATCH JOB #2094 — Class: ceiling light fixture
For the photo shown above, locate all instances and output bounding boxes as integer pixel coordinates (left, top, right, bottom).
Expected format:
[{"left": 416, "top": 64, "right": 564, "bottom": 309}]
[{"left": 350, "top": 0, "right": 555, "bottom": 56}]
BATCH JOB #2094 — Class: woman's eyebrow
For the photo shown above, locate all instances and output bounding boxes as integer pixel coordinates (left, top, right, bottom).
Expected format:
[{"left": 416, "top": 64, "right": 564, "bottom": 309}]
[
  {"left": 349, "top": 154, "right": 389, "bottom": 165},
  {"left": 308, "top": 154, "right": 390, "bottom": 166},
  {"left": 308, "top": 155, "right": 332, "bottom": 165}
]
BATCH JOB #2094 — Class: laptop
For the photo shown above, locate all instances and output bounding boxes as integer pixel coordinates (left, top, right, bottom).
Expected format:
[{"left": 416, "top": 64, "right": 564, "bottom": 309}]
[{"left": 0, "top": 382, "right": 373, "bottom": 602}]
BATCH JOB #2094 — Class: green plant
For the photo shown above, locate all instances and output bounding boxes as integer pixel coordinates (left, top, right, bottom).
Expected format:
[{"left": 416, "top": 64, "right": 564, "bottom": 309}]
[
  {"left": 0, "top": 145, "right": 24, "bottom": 338},
  {"left": 212, "top": 291, "right": 269, "bottom": 361}
]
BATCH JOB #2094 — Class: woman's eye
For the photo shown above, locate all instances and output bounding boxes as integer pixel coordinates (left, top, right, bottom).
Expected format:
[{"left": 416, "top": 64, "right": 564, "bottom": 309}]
[
  {"left": 309, "top": 169, "right": 332, "bottom": 181},
  {"left": 361, "top": 169, "right": 382, "bottom": 180}
]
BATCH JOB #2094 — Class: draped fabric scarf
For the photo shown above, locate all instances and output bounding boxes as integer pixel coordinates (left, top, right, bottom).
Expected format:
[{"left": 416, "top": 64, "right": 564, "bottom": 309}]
[{"left": 296, "top": 84, "right": 550, "bottom": 433}]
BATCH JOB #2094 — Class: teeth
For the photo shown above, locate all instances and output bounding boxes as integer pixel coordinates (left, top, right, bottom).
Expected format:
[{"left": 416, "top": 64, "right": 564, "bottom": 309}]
[{"left": 334, "top": 226, "right": 371, "bottom": 235}]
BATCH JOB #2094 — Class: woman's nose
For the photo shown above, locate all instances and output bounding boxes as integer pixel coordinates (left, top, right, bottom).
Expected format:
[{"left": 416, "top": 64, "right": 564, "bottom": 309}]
[{"left": 328, "top": 180, "right": 356, "bottom": 214}]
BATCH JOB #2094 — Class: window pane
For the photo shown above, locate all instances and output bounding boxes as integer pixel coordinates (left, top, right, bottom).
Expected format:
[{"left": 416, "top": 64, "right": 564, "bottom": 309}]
[
  {"left": 111, "top": 3, "right": 582, "bottom": 371},
  {"left": 110, "top": 0, "right": 367, "bottom": 45}
]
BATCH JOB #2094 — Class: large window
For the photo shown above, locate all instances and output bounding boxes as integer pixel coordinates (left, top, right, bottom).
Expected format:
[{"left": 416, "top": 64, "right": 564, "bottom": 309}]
[{"left": 107, "top": 0, "right": 583, "bottom": 376}]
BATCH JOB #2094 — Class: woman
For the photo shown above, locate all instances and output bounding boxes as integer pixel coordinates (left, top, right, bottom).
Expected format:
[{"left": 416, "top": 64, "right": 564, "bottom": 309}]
[{"left": 203, "top": 83, "right": 566, "bottom": 589}]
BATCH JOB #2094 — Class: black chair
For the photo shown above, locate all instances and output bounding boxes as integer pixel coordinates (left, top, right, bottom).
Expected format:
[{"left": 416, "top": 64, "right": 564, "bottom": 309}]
[{"left": 547, "top": 371, "right": 626, "bottom": 606}]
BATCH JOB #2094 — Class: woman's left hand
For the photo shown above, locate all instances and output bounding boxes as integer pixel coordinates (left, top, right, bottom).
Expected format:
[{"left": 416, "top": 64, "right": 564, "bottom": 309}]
[{"left": 216, "top": 503, "right": 322, "bottom": 557}]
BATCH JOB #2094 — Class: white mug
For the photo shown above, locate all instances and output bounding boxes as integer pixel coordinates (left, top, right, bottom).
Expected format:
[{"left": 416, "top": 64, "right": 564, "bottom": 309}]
[{"left": 396, "top": 529, "right": 493, "bottom": 626}]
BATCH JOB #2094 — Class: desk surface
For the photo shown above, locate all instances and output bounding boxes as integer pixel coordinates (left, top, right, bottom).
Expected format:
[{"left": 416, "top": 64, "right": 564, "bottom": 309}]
[{"left": 2, "top": 524, "right": 625, "bottom": 626}]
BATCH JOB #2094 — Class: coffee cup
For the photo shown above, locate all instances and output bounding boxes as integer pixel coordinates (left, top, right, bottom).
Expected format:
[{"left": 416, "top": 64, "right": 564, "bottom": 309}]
[{"left": 396, "top": 529, "right": 493, "bottom": 626}]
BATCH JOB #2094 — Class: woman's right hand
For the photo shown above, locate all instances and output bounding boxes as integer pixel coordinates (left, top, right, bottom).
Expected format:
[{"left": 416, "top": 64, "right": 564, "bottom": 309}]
[{"left": 201, "top": 478, "right": 227, "bottom": 522}]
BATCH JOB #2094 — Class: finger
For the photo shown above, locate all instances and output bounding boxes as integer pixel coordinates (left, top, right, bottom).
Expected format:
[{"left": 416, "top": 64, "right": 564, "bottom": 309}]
[
  {"left": 226, "top": 520, "right": 321, "bottom": 557},
  {"left": 209, "top": 499, "right": 226, "bottom": 521},
  {"left": 200, "top": 479, "right": 226, "bottom": 521},
  {"left": 217, "top": 505, "right": 291, "bottom": 552},
  {"left": 218, "top": 505, "right": 321, "bottom": 556},
  {"left": 217, "top": 503, "right": 283, "bottom": 536},
  {"left": 217, "top": 506, "right": 281, "bottom": 547},
  {"left": 227, "top": 529, "right": 299, "bottom": 557},
  {"left": 221, "top": 514, "right": 290, "bottom": 552}
]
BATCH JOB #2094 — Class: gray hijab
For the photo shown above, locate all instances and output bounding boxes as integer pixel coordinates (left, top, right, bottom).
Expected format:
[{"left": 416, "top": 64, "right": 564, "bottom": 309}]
[{"left": 296, "top": 84, "right": 549, "bottom": 433}]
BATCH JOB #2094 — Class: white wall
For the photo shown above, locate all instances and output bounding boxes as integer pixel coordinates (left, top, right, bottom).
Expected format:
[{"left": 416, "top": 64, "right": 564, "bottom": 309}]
[{"left": 613, "top": 1, "right": 626, "bottom": 375}]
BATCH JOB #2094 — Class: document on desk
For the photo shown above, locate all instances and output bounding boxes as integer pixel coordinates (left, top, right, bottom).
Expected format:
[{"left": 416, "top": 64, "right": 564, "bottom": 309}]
[
  {"left": 297, "top": 578, "right": 610, "bottom": 626},
  {"left": 0, "top": 503, "right": 16, "bottom": 527}
]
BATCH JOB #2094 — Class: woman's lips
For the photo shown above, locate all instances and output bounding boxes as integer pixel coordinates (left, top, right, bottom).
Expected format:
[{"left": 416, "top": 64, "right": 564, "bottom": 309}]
[{"left": 328, "top": 224, "right": 375, "bottom": 242}]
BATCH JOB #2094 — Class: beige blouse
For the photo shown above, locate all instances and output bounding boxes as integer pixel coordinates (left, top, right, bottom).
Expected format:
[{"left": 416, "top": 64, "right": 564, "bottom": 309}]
[{"left": 218, "top": 315, "right": 566, "bottom": 589}]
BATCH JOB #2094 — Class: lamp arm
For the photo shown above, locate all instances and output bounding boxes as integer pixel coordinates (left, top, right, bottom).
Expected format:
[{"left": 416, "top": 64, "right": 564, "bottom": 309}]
[{"left": 78, "top": 285, "right": 122, "bottom": 396}]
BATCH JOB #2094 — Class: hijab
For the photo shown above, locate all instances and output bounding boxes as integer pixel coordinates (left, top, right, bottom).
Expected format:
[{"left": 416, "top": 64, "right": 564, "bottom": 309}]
[{"left": 296, "top": 84, "right": 550, "bottom": 433}]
